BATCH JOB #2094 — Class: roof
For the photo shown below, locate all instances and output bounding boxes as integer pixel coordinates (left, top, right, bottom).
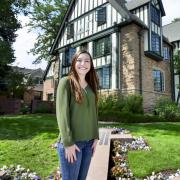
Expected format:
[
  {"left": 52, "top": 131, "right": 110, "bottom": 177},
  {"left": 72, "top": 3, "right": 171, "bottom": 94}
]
[
  {"left": 163, "top": 21, "right": 180, "bottom": 42},
  {"left": 126, "top": 0, "right": 165, "bottom": 16},
  {"left": 12, "top": 66, "right": 44, "bottom": 78},
  {"left": 126, "top": 0, "right": 149, "bottom": 10}
]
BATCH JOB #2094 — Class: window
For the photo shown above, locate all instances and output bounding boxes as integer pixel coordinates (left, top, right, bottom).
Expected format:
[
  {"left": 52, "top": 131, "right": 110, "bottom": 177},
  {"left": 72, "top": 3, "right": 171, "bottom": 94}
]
[
  {"left": 163, "top": 47, "right": 170, "bottom": 60},
  {"left": 62, "top": 47, "right": 76, "bottom": 67},
  {"left": 93, "top": 36, "right": 111, "bottom": 58},
  {"left": 96, "top": 66, "right": 111, "bottom": 89},
  {"left": 151, "top": 32, "right": 160, "bottom": 54},
  {"left": 153, "top": 70, "right": 165, "bottom": 92},
  {"left": 47, "top": 93, "right": 54, "bottom": 101},
  {"left": 151, "top": 5, "right": 160, "bottom": 25},
  {"left": 67, "top": 23, "right": 74, "bottom": 39},
  {"left": 96, "top": 7, "right": 107, "bottom": 26}
]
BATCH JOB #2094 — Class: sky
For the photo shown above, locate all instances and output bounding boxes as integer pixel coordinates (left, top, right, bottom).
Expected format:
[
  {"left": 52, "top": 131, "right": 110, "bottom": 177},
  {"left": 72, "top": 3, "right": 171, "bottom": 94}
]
[{"left": 12, "top": 0, "right": 180, "bottom": 70}]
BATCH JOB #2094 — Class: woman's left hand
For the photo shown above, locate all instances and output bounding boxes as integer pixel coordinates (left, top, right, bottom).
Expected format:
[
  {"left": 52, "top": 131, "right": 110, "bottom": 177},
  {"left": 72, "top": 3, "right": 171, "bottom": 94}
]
[{"left": 91, "top": 139, "right": 98, "bottom": 156}]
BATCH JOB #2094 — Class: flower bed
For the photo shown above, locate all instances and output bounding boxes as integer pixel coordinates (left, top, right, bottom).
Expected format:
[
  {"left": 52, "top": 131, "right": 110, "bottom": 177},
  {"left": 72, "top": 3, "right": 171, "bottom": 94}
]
[
  {"left": 0, "top": 165, "right": 40, "bottom": 180},
  {"left": 108, "top": 128, "right": 180, "bottom": 180}
]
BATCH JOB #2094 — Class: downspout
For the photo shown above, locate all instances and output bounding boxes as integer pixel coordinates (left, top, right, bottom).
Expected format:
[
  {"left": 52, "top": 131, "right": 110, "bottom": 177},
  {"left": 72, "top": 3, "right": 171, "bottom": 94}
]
[
  {"left": 138, "top": 30, "right": 143, "bottom": 95},
  {"left": 170, "top": 45, "right": 175, "bottom": 102}
]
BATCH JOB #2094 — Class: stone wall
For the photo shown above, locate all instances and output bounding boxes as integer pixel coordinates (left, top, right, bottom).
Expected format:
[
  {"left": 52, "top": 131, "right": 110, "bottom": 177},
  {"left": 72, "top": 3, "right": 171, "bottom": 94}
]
[{"left": 120, "top": 23, "right": 172, "bottom": 112}]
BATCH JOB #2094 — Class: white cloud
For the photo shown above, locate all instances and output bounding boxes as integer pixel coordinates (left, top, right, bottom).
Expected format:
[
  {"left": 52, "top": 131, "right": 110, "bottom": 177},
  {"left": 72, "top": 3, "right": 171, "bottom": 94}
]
[{"left": 12, "top": 15, "right": 47, "bottom": 70}]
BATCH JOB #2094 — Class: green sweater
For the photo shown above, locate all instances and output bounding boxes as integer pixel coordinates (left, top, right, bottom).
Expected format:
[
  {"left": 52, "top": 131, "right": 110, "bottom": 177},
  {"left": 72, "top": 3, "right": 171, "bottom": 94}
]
[{"left": 56, "top": 76, "right": 99, "bottom": 147}]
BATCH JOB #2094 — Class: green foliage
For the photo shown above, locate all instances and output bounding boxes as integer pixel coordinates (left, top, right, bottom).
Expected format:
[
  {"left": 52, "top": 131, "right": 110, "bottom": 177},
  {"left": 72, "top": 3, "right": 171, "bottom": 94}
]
[
  {"left": 33, "top": 102, "right": 54, "bottom": 113},
  {"left": 20, "top": 105, "right": 30, "bottom": 114},
  {"left": 154, "top": 96, "right": 180, "bottom": 120},
  {"left": 98, "top": 94, "right": 143, "bottom": 115},
  {"left": 27, "top": 0, "right": 70, "bottom": 63},
  {"left": 99, "top": 110, "right": 167, "bottom": 123}
]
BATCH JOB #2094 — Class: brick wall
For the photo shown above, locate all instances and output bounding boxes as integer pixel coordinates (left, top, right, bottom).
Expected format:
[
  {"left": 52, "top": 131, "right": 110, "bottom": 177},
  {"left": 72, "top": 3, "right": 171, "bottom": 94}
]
[{"left": 120, "top": 23, "right": 172, "bottom": 111}]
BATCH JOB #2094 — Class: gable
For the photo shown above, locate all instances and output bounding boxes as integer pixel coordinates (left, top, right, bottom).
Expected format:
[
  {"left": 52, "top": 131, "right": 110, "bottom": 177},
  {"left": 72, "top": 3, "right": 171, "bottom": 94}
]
[{"left": 50, "top": 0, "right": 130, "bottom": 54}]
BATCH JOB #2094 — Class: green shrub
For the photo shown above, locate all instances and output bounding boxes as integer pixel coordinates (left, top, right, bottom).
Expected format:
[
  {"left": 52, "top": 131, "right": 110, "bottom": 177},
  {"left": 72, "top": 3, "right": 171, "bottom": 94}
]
[
  {"left": 33, "top": 102, "right": 53, "bottom": 113},
  {"left": 122, "top": 94, "right": 143, "bottom": 114},
  {"left": 98, "top": 94, "right": 143, "bottom": 115},
  {"left": 20, "top": 105, "right": 29, "bottom": 114},
  {"left": 99, "top": 110, "right": 166, "bottom": 123},
  {"left": 154, "top": 97, "right": 180, "bottom": 120}
]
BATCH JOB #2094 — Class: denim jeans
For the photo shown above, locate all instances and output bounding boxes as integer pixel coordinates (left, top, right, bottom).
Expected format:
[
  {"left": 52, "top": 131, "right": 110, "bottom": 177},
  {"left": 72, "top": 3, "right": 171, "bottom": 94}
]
[{"left": 57, "top": 139, "right": 94, "bottom": 180}]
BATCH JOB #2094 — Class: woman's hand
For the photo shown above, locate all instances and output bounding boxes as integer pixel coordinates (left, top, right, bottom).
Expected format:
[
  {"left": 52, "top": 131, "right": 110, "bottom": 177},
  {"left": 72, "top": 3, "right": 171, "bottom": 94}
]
[
  {"left": 91, "top": 139, "right": 98, "bottom": 156},
  {"left": 65, "top": 144, "right": 80, "bottom": 163}
]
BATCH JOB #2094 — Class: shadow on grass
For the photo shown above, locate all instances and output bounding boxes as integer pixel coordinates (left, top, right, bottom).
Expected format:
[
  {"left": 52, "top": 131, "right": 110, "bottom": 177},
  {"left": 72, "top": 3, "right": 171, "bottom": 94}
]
[{"left": 0, "top": 114, "right": 58, "bottom": 140}]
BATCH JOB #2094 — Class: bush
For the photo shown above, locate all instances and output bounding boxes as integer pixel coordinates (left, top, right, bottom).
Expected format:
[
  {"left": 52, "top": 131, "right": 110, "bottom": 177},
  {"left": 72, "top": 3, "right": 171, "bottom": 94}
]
[
  {"left": 33, "top": 102, "right": 53, "bottom": 113},
  {"left": 99, "top": 110, "right": 166, "bottom": 123},
  {"left": 20, "top": 105, "right": 29, "bottom": 114},
  {"left": 98, "top": 94, "right": 143, "bottom": 115},
  {"left": 154, "top": 97, "right": 180, "bottom": 120}
]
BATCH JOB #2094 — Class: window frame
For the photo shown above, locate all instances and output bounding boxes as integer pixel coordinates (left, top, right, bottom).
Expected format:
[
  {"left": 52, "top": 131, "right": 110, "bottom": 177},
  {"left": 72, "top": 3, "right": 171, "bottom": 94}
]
[
  {"left": 96, "top": 66, "right": 111, "bottom": 89},
  {"left": 96, "top": 6, "right": 107, "bottom": 26},
  {"left": 67, "top": 23, "right": 74, "bottom": 40},
  {"left": 153, "top": 70, "right": 165, "bottom": 92},
  {"left": 93, "top": 36, "right": 111, "bottom": 58}
]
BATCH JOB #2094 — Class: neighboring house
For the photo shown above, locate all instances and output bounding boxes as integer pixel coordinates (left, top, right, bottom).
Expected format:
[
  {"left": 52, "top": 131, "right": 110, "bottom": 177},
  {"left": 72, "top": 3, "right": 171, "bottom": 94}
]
[
  {"left": 44, "top": 0, "right": 173, "bottom": 111},
  {"left": 43, "top": 59, "right": 58, "bottom": 101},
  {"left": 163, "top": 21, "right": 180, "bottom": 103},
  {"left": 13, "top": 66, "right": 44, "bottom": 104}
]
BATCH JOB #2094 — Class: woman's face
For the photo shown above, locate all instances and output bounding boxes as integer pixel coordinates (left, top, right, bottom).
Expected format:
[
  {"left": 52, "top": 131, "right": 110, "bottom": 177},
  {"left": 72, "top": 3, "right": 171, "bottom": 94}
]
[{"left": 75, "top": 53, "right": 91, "bottom": 77}]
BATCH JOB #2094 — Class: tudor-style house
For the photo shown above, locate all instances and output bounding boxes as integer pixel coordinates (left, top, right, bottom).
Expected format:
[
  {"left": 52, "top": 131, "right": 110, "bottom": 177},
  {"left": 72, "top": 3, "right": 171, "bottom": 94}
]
[
  {"left": 163, "top": 21, "right": 180, "bottom": 103},
  {"left": 43, "top": 0, "right": 173, "bottom": 111}
]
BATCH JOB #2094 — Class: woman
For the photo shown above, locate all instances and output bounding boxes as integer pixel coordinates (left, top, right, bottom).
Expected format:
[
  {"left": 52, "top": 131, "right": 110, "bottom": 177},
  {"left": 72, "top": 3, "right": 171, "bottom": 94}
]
[{"left": 56, "top": 50, "right": 99, "bottom": 180}]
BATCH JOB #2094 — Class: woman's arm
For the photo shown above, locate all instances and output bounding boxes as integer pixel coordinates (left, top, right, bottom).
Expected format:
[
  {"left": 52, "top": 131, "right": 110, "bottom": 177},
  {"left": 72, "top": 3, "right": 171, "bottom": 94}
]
[{"left": 56, "top": 77, "right": 74, "bottom": 147}]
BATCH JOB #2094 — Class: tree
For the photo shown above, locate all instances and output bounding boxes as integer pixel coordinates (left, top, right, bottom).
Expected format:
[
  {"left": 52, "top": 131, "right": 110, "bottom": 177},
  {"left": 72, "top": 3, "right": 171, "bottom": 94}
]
[
  {"left": 27, "top": 0, "right": 70, "bottom": 64},
  {"left": 173, "top": 50, "right": 180, "bottom": 104},
  {"left": 0, "top": 0, "right": 32, "bottom": 94},
  {"left": 172, "top": 17, "right": 180, "bottom": 23}
]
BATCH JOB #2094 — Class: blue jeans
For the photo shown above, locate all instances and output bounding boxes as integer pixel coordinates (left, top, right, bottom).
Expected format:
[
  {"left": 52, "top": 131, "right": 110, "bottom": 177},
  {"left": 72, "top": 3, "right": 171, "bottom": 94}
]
[{"left": 57, "top": 139, "right": 94, "bottom": 180}]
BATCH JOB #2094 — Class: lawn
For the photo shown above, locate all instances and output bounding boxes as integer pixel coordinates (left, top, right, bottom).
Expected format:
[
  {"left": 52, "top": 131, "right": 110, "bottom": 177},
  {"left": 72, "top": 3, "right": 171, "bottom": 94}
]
[
  {"left": 0, "top": 114, "right": 59, "bottom": 178},
  {"left": 0, "top": 114, "right": 180, "bottom": 179}
]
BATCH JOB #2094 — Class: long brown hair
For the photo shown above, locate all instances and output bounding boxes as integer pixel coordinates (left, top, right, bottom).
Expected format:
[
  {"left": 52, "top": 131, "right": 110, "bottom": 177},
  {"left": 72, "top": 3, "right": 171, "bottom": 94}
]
[{"left": 68, "top": 50, "right": 99, "bottom": 104}]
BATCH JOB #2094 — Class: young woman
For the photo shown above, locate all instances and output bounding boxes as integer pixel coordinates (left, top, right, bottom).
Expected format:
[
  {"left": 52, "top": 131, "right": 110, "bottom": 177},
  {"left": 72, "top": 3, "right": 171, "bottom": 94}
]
[{"left": 56, "top": 50, "right": 99, "bottom": 180}]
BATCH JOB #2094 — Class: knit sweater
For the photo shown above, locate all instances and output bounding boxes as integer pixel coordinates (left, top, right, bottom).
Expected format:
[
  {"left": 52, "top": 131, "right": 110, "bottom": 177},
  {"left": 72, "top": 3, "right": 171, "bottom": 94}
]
[{"left": 56, "top": 76, "right": 99, "bottom": 147}]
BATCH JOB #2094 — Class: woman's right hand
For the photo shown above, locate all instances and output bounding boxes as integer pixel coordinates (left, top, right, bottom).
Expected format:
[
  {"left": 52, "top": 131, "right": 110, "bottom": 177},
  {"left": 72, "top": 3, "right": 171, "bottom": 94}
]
[{"left": 65, "top": 144, "right": 80, "bottom": 163}]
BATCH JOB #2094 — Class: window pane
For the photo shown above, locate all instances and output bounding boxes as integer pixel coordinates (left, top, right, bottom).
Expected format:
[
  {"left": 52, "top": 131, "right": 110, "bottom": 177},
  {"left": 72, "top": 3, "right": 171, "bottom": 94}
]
[
  {"left": 153, "top": 70, "right": 164, "bottom": 92},
  {"left": 151, "top": 32, "right": 160, "bottom": 53},
  {"left": 93, "top": 36, "right": 111, "bottom": 58},
  {"left": 97, "top": 7, "right": 106, "bottom": 26}
]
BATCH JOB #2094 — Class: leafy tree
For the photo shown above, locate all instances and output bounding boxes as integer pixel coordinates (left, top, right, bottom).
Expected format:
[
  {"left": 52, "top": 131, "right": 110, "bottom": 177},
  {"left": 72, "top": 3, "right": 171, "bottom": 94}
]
[
  {"left": 173, "top": 50, "right": 180, "bottom": 104},
  {"left": 27, "top": 0, "right": 70, "bottom": 64},
  {"left": 0, "top": 0, "right": 33, "bottom": 94}
]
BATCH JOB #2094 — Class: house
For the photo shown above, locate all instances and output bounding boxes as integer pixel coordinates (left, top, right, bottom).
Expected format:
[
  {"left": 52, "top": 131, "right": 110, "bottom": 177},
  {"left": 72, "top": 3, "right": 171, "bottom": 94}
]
[
  {"left": 13, "top": 66, "right": 44, "bottom": 104},
  {"left": 163, "top": 21, "right": 180, "bottom": 103},
  {"left": 44, "top": 0, "right": 173, "bottom": 111}
]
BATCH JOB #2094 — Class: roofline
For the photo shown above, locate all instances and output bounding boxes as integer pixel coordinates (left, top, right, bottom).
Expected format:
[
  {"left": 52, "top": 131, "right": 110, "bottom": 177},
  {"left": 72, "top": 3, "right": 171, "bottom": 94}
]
[{"left": 49, "top": 0, "right": 74, "bottom": 55}]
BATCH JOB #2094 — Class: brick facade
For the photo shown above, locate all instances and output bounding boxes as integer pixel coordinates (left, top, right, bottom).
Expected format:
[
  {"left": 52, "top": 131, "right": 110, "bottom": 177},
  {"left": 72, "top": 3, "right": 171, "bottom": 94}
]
[{"left": 120, "top": 23, "right": 172, "bottom": 111}]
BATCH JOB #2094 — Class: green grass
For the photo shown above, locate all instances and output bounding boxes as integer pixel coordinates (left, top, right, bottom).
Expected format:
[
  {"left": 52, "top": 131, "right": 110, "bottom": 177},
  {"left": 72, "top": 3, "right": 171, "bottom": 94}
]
[
  {"left": 101, "top": 122, "right": 180, "bottom": 178},
  {"left": 0, "top": 114, "right": 180, "bottom": 178},
  {"left": 0, "top": 114, "right": 59, "bottom": 178}
]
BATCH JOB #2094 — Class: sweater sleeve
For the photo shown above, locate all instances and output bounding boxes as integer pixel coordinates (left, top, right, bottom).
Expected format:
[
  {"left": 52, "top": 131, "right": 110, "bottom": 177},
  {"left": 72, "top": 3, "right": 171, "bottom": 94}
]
[{"left": 56, "top": 77, "right": 74, "bottom": 147}]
